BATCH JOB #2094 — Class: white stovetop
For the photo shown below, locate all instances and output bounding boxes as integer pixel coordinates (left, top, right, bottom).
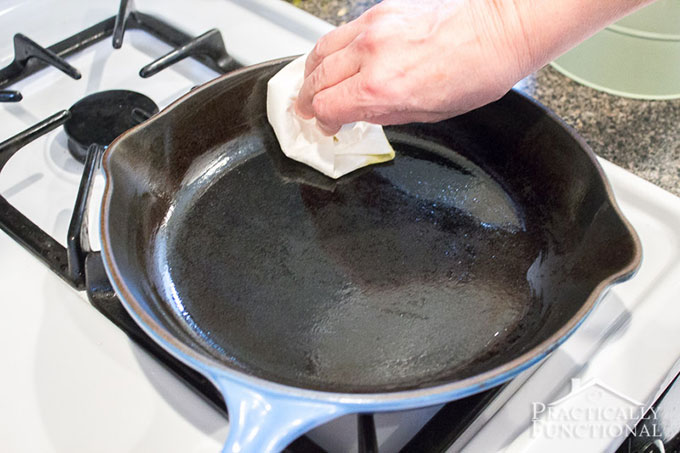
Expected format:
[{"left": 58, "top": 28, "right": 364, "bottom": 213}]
[{"left": 1, "top": 1, "right": 680, "bottom": 452}]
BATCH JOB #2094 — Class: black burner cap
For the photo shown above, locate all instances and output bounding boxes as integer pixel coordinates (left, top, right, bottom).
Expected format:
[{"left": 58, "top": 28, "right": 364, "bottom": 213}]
[{"left": 65, "top": 90, "right": 159, "bottom": 163}]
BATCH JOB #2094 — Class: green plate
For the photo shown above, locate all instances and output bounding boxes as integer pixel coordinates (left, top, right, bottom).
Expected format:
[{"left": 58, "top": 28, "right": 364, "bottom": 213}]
[{"left": 551, "top": 0, "right": 680, "bottom": 100}]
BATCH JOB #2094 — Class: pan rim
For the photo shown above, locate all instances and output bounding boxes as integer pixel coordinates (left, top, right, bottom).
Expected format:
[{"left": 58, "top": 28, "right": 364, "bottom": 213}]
[{"left": 99, "top": 56, "right": 642, "bottom": 406}]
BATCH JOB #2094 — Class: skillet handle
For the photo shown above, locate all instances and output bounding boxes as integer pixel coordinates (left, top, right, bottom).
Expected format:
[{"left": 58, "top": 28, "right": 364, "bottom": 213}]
[{"left": 213, "top": 376, "right": 348, "bottom": 453}]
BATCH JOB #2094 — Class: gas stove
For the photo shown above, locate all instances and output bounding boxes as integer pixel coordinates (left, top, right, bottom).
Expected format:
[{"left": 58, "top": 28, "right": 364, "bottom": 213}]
[{"left": 1, "top": 1, "right": 680, "bottom": 452}]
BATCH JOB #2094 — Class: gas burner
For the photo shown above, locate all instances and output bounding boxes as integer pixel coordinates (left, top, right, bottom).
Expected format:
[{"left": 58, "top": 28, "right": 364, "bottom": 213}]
[{"left": 64, "top": 90, "right": 158, "bottom": 162}]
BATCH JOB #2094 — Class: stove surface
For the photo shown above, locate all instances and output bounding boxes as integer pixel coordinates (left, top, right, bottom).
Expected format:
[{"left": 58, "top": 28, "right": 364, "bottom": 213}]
[{"left": 1, "top": 1, "right": 680, "bottom": 453}]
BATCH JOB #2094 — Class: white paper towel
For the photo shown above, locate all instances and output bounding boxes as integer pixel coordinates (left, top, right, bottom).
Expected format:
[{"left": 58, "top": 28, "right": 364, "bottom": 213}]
[{"left": 266, "top": 56, "right": 395, "bottom": 179}]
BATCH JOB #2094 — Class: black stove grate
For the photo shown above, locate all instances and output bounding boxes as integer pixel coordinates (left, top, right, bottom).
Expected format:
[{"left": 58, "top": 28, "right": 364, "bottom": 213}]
[{"left": 0, "top": 0, "right": 240, "bottom": 103}]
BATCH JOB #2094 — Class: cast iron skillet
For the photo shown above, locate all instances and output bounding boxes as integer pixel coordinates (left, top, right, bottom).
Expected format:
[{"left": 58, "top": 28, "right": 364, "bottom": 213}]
[{"left": 100, "top": 56, "right": 641, "bottom": 452}]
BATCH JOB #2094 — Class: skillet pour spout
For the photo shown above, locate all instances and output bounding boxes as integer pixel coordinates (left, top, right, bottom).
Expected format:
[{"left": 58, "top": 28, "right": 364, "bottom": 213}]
[{"left": 99, "top": 56, "right": 641, "bottom": 452}]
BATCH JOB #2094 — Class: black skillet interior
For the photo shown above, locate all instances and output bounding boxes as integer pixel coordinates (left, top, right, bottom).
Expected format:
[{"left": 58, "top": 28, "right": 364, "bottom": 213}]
[{"left": 103, "top": 59, "right": 639, "bottom": 394}]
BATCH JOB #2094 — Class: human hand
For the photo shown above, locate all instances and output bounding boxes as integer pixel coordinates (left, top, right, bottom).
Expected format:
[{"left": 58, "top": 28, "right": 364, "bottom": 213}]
[
  {"left": 294, "top": 0, "right": 656, "bottom": 135},
  {"left": 294, "top": 0, "right": 530, "bottom": 135}
]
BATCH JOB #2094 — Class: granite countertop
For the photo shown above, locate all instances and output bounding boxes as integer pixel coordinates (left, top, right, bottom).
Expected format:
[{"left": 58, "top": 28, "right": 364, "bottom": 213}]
[{"left": 286, "top": 0, "right": 680, "bottom": 197}]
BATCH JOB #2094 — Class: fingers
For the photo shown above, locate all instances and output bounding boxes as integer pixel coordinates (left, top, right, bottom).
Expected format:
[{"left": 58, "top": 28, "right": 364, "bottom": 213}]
[
  {"left": 312, "top": 73, "right": 450, "bottom": 135},
  {"left": 316, "top": 120, "right": 341, "bottom": 136},
  {"left": 364, "top": 110, "right": 451, "bottom": 126},
  {"left": 304, "top": 19, "right": 363, "bottom": 78},
  {"left": 295, "top": 45, "right": 361, "bottom": 120},
  {"left": 310, "top": 74, "right": 367, "bottom": 135}
]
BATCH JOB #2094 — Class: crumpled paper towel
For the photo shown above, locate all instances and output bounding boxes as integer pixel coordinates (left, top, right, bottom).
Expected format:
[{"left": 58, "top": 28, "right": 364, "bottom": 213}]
[{"left": 266, "top": 56, "right": 395, "bottom": 179}]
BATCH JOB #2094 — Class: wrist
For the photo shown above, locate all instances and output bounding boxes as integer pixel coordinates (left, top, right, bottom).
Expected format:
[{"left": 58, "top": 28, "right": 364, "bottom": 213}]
[
  {"left": 508, "top": 0, "right": 658, "bottom": 75},
  {"left": 466, "top": 0, "right": 537, "bottom": 91}
]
